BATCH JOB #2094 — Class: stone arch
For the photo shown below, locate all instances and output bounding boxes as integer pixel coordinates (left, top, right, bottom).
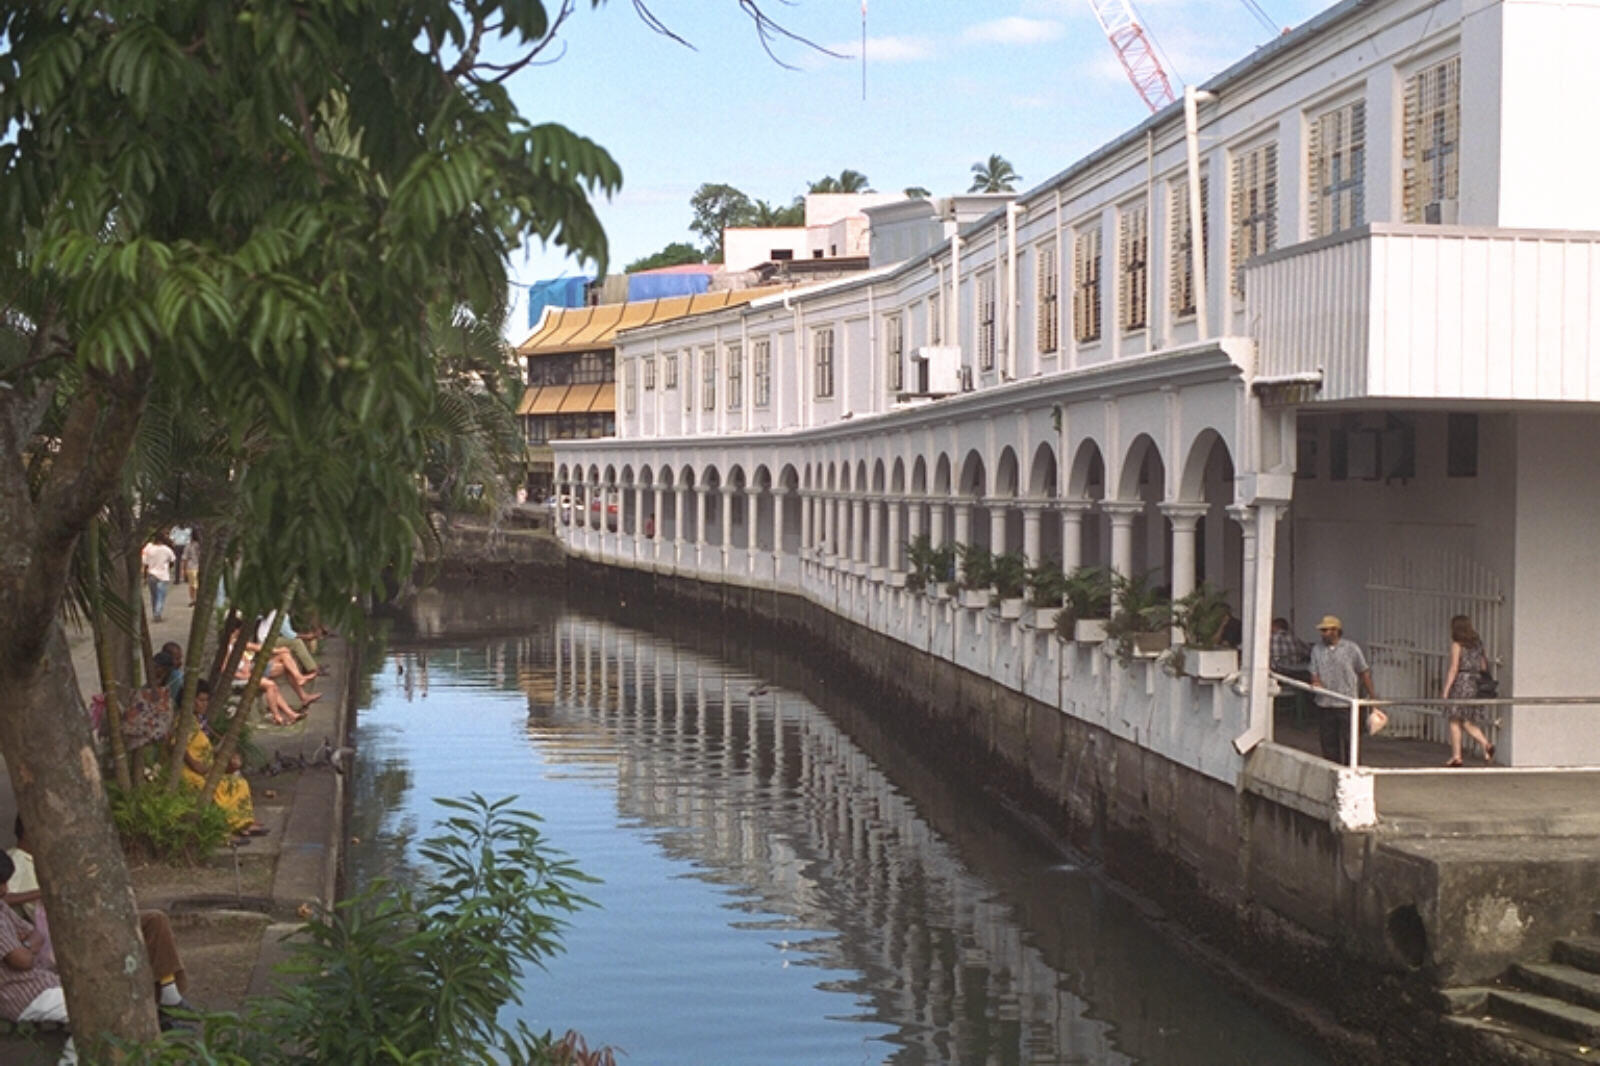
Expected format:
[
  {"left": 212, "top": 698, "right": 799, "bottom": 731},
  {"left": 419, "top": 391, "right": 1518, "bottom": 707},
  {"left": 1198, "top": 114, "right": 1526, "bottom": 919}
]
[
  {"left": 872, "top": 458, "right": 887, "bottom": 493},
  {"left": 1028, "top": 442, "right": 1058, "bottom": 499},
  {"left": 1066, "top": 440, "right": 1105, "bottom": 500},
  {"left": 958, "top": 450, "right": 986, "bottom": 498},
  {"left": 933, "top": 453, "right": 953, "bottom": 495},
  {"left": 993, "top": 447, "right": 1020, "bottom": 498},
  {"left": 1179, "top": 428, "right": 1233, "bottom": 503},
  {"left": 911, "top": 456, "right": 928, "bottom": 495},
  {"left": 891, "top": 458, "right": 906, "bottom": 494},
  {"left": 1117, "top": 434, "right": 1165, "bottom": 503}
]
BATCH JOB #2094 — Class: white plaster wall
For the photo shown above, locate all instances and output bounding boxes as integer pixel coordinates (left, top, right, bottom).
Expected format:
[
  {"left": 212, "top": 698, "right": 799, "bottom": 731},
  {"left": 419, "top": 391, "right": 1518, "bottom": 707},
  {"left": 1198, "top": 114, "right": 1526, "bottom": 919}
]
[
  {"left": 1494, "top": 0, "right": 1600, "bottom": 229},
  {"left": 723, "top": 228, "right": 805, "bottom": 273},
  {"left": 1507, "top": 411, "right": 1600, "bottom": 764}
]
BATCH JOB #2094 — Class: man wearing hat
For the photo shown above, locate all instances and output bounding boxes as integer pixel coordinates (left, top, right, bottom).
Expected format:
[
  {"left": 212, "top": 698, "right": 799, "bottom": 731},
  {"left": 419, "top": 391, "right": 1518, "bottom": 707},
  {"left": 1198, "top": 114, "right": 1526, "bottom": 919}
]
[{"left": 1309, "top": 615, "right": 1377, "bottom": 764}]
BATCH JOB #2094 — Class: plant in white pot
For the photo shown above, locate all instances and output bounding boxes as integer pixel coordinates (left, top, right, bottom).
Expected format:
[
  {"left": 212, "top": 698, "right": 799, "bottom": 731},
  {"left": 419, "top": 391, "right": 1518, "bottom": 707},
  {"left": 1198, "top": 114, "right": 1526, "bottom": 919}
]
[
  {"left": 1173, "top": 583, "right": 1240, "bottom": 679},
  {"left": 1056, "top": 566, "right": 1112, "bottom": 642},
  {"left": 991, "top": 551, "right": 1028, "bottom": 618},
  {"left": 1104, "top": 571, "right": 1171, "bottom": 666},
  {"left": 956, "top": 543, "right": 995, "bottom": 609},
  {"left": 1026, "top": 560, "right": 1068, "bottom": 630}
]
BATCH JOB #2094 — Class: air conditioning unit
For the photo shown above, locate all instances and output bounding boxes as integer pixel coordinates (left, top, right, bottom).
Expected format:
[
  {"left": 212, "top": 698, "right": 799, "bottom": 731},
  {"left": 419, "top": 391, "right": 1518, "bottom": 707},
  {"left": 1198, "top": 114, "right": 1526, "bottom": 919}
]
[
  {"left": 1424, "top": 198, "right": 1459, "bottom": 225},
  {"left": 901, "top": 346, "right": 963, "bottom": 399}
]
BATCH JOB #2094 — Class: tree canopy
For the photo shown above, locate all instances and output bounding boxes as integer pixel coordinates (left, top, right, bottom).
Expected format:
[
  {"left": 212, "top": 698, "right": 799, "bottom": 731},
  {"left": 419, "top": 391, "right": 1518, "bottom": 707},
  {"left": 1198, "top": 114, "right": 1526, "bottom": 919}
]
[
  {"left": 808, "top": 169, "right": 874, "bottom": 193},
  {"left": 688, "top": 182, "right": 755, "bottom": 261},
  {"left": 625, "top": 241, "right": 706, "bottom": 273},
  {"left": 969, "top": 154, "right": 1022, "bottom": 193}
]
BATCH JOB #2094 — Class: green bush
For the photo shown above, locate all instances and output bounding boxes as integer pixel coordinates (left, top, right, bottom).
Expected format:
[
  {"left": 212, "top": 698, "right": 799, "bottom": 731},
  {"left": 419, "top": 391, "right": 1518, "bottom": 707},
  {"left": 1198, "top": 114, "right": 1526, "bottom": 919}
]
[
  {"left": 957, "top": 543, "right": 994, "bottom": 591},
  {"left": 991, "top": 551, "right": 1027, "bottom": 602},
  {"left": 1173, "top": 582, "right": 1233, "bottom": 649},
  {"left": 109, "top": 782, "right": 233, "bottom": 864},
  {"left": 116, "top": 794, "right": 603, "bottom": 1065},
  {"left": 1025, "top": 561, "right": 1068, "bottom": 608},
  {"left": 1055, "top": 566, "right": 1113, "bottom": 637}
]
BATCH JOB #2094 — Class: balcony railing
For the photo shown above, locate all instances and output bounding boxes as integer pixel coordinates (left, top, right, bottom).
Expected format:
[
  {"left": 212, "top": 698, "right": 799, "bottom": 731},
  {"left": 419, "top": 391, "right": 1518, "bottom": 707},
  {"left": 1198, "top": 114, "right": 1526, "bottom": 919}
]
[{"left": 1246, "top": 223, "right": 1600, "bottom": 404}]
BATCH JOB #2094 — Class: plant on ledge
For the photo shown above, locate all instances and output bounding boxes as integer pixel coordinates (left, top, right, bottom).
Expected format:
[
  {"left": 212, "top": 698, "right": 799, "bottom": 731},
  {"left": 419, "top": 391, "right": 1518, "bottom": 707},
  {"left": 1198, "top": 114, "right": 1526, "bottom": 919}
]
[
  {"left": 1173, "top": 583, "right": 1232, "bottom": 649},
  {"left": 1054, "top": 566, "right": 1112, "bottom": 639},
  {"left": 990, "top": 551, "right": 1028, "bottom": 605},
  {"left": 1104, "top": 571, "right": 1171, "bottom": 665},
  {"left": 903, "top": 534, "right": 955, "bottom": 594},
  {"left": 956, "top": 543, "right": 995, "bottom": 591},
  {"left": 1026, "top": 560, "right": 1068, "bottom": 609}
]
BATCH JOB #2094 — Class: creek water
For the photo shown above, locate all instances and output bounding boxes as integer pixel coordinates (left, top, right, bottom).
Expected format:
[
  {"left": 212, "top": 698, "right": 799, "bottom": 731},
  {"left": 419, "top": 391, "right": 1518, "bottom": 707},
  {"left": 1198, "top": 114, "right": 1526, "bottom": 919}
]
[{"left": 348, "top": 588, "right": 1328, "bottom": 1066}]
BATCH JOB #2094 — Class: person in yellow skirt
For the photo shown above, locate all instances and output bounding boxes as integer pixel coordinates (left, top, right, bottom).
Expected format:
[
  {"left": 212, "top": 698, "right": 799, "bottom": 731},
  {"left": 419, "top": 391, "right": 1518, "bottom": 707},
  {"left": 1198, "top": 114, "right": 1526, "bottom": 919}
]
[{"left": 180, "top": 681, "right": 268, "bottom": 838}]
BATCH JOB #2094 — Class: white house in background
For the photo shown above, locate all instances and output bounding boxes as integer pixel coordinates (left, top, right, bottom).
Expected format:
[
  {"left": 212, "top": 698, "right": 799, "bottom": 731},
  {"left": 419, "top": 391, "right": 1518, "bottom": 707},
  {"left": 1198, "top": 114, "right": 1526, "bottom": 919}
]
[
  {"left": 722, "top": 192, "right": 905, "bottom": 272},
  {"left": 554, "top": 0, "right": 1600, "bottom": 787}
]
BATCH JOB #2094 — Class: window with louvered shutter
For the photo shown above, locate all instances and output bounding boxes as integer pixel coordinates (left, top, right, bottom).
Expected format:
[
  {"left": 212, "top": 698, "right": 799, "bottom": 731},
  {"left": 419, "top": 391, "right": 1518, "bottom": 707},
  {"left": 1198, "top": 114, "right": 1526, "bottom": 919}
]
[
  {"left": 1230, "top": 142, "right": 1278, "bottom": 295},
  {"left": 1402, "top": 56, "right": 1460, "bottom": 223},
  {"left": 664, "top": 352, "right": 677, "bottom": 389},
  {"left": 1169, "top": 174, "right": 1209, "bottom": 319},
  {"left": 813, "top": 328, "right": 834, "bottom": 398},
  {"left": 753, "top": 339, "right": 771, "bottom": 408},
  {"left": 977, "top": 272, "right": 996, "bottom": 369},
  {"left": 643, "top": 356, "right": 656, "bottom": 391},
  {"left": 884, "top": 313, "right": 904, "bottom": 392},
  {"left": 929, "top": 292, "right": 942, "bottom": 345},
  {"left": 1119, "top": 202, "right": 1149, "bottom": 332},
  {"left": 624, "top": 361, "right": 636, "bottom": 413},
  {"left": 1308, "top": 100, "right": 1365, "bottom": 238},
  {"left": 1072, "top": 227, "right": 1102, "bottom": 343},
  {"left": 726, "top": 341, "right": 742, "bottom": 411},
  {"left": 1036, "top": 241, "right": 1059, "bottom": 354},
  {"left": 702, "top": 347, "right": 717, "bottom": 411}
]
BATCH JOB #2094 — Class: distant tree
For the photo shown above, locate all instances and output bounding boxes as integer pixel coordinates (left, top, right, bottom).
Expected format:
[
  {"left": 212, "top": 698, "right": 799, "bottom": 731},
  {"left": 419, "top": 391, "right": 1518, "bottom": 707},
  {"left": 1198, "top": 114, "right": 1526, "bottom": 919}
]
[
  {"left": 808, "top": 169, "right": 873, "bottom": 194},
  {"left": 749, "top": 198, "right": 806, "bottom": 227},
  {"left": 969, "top": 154, "right": 1022, "bottom": 193},
  {"left": 904, "top": 186, "right": 932, "bottom": 199},
  {"left": 626, "top": 242, "right": 706, "bottom": 272},
  {"left": 689, "top": 183, "right": 757, "bottom": 261}
]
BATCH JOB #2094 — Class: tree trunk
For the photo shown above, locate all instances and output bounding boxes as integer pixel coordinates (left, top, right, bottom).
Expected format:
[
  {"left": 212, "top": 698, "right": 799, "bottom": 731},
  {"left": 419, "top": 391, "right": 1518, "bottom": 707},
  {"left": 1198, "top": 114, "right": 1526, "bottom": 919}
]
[
  {"left": 164, "top": 538, "right": 224, "bottom": 790},
  {"left": 0, "top": 624, "right": 161, "bottom": 1052},
  {"left": 89, "top": 517, "right": 134, "bottom": 793},
  {"left": 203, "top": 606, "right": 286, "bottom": 800}
]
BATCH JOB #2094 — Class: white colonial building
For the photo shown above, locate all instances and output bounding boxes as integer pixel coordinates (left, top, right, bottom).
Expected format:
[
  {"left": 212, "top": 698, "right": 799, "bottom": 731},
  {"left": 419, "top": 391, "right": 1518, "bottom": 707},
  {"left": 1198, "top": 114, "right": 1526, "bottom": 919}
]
[{"left": 553, "top": 0, "right": 1600, "bottom": 793}]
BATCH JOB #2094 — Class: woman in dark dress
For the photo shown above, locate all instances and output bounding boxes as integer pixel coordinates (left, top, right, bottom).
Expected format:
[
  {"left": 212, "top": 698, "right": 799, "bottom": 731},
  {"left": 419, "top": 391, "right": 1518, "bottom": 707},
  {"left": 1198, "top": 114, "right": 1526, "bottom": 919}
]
[{"left": 1442, "top": 614, "right": 1494, "bottom": 766}]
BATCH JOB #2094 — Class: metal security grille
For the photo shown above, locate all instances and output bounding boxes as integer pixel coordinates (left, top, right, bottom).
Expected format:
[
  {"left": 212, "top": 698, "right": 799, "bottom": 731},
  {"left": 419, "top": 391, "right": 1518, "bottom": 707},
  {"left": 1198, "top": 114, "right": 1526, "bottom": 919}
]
[
  {"left": 1308, "top": 100, "right": 1365, "bottom": 238},
  {"left": 1118, "top": 201, "right": 1148, "bottom": 332},
  {"left": 1403, "top": 55, "right": 1460, "bottom": 223},
  {"left": 1366, "top": 550, "right": 1504, "bottom": 743},
  {"left": 1169, "top": 174, "right": 1208, "bottom": 319},
  {"left": 1072, "top": 226, "right": 1102, "bottom": 343},
  {"left": 1229, "top": 142, "right": 1277, "bottom": 295}
]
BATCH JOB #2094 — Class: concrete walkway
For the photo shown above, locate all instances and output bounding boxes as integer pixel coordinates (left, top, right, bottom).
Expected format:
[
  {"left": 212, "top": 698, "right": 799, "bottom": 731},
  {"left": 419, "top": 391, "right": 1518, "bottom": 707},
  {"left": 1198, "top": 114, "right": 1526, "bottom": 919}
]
[{"left": 0, "top": 593, "right": 350, "bottom": 1062}]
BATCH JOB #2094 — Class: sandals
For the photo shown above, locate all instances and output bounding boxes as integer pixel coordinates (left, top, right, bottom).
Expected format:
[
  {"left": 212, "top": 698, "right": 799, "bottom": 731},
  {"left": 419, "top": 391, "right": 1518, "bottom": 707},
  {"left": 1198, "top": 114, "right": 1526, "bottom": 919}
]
[
  {"left": 1445, "top": 757, "right": 1463, "bottom": 767},
  {"left": 1484, "top": 743, "right": 1496, "bottom": 763}
]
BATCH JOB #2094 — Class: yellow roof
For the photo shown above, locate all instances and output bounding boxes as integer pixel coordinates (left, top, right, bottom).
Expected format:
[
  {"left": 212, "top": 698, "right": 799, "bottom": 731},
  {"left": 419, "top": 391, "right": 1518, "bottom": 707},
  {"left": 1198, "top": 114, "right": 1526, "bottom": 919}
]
[
  {"left": 529, "top": 385, "right": 568, "bottom": 414},
  {"left": 588, "top": 383, "right": 616, "bottom": 413},
  {"left": 514, "top": 387, "right": 539, "bottom": 416},
  {"left": 515, "top": 288, "right": 786, "bottom": 358},
  {"left": 557, "top": 383, "right": 601, "bottom": 413}
]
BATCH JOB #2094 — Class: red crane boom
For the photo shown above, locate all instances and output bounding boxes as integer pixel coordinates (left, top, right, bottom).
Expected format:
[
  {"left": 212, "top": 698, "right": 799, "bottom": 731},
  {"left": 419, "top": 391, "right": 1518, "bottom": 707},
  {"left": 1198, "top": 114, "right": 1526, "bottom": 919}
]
[{"left": 1086, "top": 0, "right": 1176, "bottom": 113}]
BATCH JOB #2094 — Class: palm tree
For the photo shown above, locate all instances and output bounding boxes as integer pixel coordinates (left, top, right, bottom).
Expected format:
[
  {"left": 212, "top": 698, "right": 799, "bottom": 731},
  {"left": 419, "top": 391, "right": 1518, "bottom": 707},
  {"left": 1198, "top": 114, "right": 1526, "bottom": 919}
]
[
  {"left": 969, "top": 154, "right": 1021, "bottom": 193},
  {"left": 903, "top": 186, "right": 931, "bottom": 199},
  {"left": 808, "top": 169, "right": 873, "bottom": 194}
]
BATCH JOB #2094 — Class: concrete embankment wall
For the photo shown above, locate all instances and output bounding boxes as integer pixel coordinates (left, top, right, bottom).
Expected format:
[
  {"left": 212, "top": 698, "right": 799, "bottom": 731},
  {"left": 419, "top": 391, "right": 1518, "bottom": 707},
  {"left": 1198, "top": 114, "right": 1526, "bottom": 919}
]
[{"left": 569, "top": 560, "right": 1498, "bottom": 1063}]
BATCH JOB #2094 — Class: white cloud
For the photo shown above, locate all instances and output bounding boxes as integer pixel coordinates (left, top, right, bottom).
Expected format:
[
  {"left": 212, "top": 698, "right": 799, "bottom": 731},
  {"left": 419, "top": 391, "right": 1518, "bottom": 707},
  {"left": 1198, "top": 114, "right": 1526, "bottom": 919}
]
[
  {"left": 820, "top": 34, "right": 937, "bottom": 64},
  {"left": 963, "top": 16, "right": 1067, "bottom": 46}
]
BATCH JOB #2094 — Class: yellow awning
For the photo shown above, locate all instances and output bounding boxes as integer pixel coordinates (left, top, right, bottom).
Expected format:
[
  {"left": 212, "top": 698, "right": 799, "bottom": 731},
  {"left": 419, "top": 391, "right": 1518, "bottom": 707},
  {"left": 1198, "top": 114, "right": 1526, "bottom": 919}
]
[
  {"left": 529, "top": 385, "right": 568, "bottom": 414},
  {"left": 516, "top": 287, "right": 789, "bottom": 356},
  {"left": 557, "top": 383, "right": 601, "bottom": 413},
  {"left": 542, "top": 307, "right": 596, "bottom": 349},
  {"left": 514, "top": 387, "right": 539, "bottom": 416},
  {"left": 566, "top": 303, "right": 624, "bottom": 347},
  {"left": 587, "top": 383, "right": 616, "bottom": 413}
]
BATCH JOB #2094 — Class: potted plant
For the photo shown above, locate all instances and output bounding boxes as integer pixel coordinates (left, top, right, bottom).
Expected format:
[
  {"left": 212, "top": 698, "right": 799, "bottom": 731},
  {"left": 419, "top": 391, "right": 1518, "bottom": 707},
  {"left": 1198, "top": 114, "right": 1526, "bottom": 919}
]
[
  {"left": 904, "top": 535, "right": 956, "bottom": 598},
  {"left": 991, "top": 551, "right": 1027, "bottom": 618},
  {"left": 1172, "top": 583, "right": 1240, "bottom": 679},
  {"left": 1026, "top": 560, "right": 1068, "bottom": 630},
  {"left": 1104, "top": 571, "right": 1171, "bottom": 665},
  {"left": 956, "top": 543, "right": 994, "bottom": 609},
  {"left": 1056, "top": 566, "right": 1112, "bottom": 642}
]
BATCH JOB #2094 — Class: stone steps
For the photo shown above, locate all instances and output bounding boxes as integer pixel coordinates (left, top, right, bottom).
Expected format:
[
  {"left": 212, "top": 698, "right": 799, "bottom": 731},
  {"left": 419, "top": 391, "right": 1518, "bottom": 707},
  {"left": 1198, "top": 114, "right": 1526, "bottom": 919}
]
[{"left": 1439, "top": 930, "right": 1600, "bottom": 1058}]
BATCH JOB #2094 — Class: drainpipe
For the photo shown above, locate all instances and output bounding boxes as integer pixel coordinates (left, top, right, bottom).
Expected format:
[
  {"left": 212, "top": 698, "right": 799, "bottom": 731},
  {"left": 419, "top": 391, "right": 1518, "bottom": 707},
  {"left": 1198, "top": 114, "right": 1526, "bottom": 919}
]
[
  {"left": 948, "top": 232, "right": 962, "bottom": 351},
  {"left": 1234, "top": 500, "right": 1282, "bottom": 754},
  {"left": 1006, "top": 202, "right": 1023, "bottom": 380},
  {"left": 866, "top": 283, "right": 876, "bottom": 413},
  {"left": 785, "top": 290, "right": 804, "bottom": 429},
  {"left": 1184, "top": 86, "right": 1216, "bottom": 341}
]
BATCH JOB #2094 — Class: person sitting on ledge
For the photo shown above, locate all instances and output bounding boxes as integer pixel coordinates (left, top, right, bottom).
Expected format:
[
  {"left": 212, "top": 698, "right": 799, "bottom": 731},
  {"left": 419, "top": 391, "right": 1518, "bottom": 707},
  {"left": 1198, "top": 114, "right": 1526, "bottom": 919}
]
[{"left": 178, "top": 681, "right": 268, "bottom": 839}]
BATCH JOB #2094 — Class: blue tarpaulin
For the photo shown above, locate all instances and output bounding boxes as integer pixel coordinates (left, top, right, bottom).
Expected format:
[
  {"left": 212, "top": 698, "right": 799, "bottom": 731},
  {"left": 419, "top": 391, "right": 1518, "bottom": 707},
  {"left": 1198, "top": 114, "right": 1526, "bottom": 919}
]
[
  {"left": 525, "top": 276, "right": 592, "bottom": 330},
  {"left": 626, "top": 271, "right": 712, "bottom": 302}
]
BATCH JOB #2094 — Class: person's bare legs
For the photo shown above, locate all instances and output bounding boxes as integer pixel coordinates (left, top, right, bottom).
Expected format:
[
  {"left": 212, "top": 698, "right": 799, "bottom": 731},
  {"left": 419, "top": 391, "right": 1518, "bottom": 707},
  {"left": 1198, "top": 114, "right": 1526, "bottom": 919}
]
[
  {"left": 1448, "top": 721, "right": 1464, "bottom": 765},
  {"left": 1463, "top": 720, "right": 1494, "bottom": 761}
]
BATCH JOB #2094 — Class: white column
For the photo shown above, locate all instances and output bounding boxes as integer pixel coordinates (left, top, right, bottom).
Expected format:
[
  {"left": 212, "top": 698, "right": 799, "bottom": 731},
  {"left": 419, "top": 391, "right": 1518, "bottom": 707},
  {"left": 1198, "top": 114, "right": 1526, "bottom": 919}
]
[
  {"left": 824, "top": 494, "right": 837, "bottom": 560},
  {"left": 773, "top": 489, "right": 789, "bottom": 580},
  {"left": 696, "top": 486, "right": 709, "bottom": 568},
  {"left": 1162, "top": 503, "right": 1210, "bottom": 605},
  {"left": 885, "top": 496, "right": 902, "bottom": 572},
  {"left": 906, "top": 497, "right": 923, "bottom": 557},
  {"left": 930, "top": 501, "right": 948, "bottom": 548},
  {"left": 580, "top": 480, "right": 592, "bottom": 531},
  {"left": 1229, "top": 502, "right": 1260, "bottom": 672},
  {"left": 1103, "top": 501, "right": 1142, "bottom": 579},
  {"left": 1060, "top": 501, "right": 1092, "bottom": 571},
  {"left": 952, "top": 502, "right": 971, "bottom": 580},
  {"left": 632, "top": 485, "right": 645, "bottom": 555},
  {"left": 851, "top": 496, "right": 865, "bottom": 565},
  {"left": 988, "top": 499, "right": 1007, "bottom": 558},
  {"left": 675, "top": 485, "right": 689, "bottom": 565},
  {"left": 867, "top": 495, "right": 883, "bottom": 571},
  {"left": 746, "top": 489, "right": 759, "bottom": 552},
  {"left": 652, "top": 486, "right": 664, "bottom": 549},
  {"left": 720, "top": 486, "right": 734, "bottom": 570},
  {"left": 1021, "top": 503, "right": 1044, "bottom": 567},
  {"left": 800, "top": 490, "right": 812, "bottom": 554}
]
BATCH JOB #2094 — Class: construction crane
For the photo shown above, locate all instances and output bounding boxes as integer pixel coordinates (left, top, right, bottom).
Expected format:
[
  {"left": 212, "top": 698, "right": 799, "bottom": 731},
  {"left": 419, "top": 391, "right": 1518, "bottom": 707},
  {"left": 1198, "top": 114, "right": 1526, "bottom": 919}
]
[{"left": 1085, "top": 0, "right": 1176, "bottom": 113}]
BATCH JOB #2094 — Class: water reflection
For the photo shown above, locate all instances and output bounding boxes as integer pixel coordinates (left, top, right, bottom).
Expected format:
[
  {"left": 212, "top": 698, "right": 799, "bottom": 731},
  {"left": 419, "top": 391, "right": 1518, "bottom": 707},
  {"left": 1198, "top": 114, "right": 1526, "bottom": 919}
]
[{"left": 351, "top": 594, "right": 1325, "bottom": 1066}]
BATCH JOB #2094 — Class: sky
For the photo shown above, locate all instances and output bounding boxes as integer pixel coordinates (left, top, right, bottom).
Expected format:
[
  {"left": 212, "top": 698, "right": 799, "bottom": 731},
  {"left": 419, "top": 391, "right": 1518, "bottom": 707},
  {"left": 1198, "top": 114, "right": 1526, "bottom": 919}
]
[{"left": 503, "top": 0, "right": 1333, "bottom": 335}]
